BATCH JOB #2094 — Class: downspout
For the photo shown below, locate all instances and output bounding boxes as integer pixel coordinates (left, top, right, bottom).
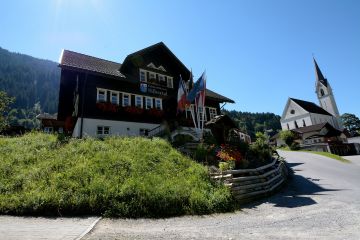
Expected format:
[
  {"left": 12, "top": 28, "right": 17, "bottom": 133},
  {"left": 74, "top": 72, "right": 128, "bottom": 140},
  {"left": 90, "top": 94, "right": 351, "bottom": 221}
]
[{"left": 79, "top": 73, "right": 88, "bottom": 138}]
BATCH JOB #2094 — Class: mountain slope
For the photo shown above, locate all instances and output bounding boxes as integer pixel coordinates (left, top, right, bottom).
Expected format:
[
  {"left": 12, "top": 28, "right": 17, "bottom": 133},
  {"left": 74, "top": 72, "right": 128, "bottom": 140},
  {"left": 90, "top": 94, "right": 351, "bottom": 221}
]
[{"left": 0, "top": 47, "right": 60, "bottom": 113}]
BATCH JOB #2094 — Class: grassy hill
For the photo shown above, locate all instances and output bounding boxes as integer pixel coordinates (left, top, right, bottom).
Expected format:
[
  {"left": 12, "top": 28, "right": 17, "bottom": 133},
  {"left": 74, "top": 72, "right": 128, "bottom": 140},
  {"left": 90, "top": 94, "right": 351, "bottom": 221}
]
[{"left": 0, "top": 133, "right": 234, "bottom": 217}]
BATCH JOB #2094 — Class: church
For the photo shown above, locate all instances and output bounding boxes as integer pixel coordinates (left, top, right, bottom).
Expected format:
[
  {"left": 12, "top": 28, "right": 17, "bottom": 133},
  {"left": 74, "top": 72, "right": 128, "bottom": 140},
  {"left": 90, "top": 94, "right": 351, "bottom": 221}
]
[{"left": 280, "top": 59, "right": 352, "bottom": 155}]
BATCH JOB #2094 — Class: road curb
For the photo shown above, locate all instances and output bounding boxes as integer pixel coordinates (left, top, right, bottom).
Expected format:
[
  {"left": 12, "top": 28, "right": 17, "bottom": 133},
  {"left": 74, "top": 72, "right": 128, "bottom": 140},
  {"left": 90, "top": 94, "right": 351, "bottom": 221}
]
[{"left": 75, "top": 217, "right": 102, "bottom": 240}]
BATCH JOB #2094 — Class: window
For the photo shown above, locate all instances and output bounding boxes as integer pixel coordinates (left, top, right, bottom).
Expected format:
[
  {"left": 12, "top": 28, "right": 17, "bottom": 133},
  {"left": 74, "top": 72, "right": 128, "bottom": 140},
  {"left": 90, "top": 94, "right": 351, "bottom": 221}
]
[
  {"left": 320, "top": 89, "right": 325, "bottom": 96},
  {"left": 140, "top": 70, "right": 146, "bottom": 82},
  {"left": 146, "top": 97, "right": 153, "bottom": 109},
  {"left": 287, "top": 123, "right": 290, "bottom": 130},
  {"left": 97, "top": 88, "right": 107, "bottom": 102},
  {"left": 135, "top": 95, "right": 143, "bottom": 108},
  {"left": 159, "top": 75, "right": 165, "bottom": 82},
  {"left": 155, "top": 98, "right": 162, "bottom": 110},
  {"left": 167, "top": 77, "right": 173, "bottom": 88},
  {"left": 44, "top": 127, "right": 53, "bottom": 134},
  {"left": 58, "top": 127, "right": 63, "bottom": 134},
  {"left": 97, "top": 126, "right": 110, "bottom": 136},
  {"left": 303, "top": 119, "right": 306, "bottom": 127},
  {"left": 290, "top": 109, "right": 295, "bottom": 114},
  {"left": 123, "top": 93, "right": 130, "bottom": 107},
  {"left": 294, "top": 121, "right": 299, "bottom": 129},
  {"left": 208, "top": 108, "right": 217, "bottom": 119},
  {"left": 110, "top": 91, "right": 119, "bottom": 105},
  {"left": 149, "top": 72, "right": 156, "bottom": 81},
  {"left": 198, "top": 107, "right": 207, "bottom": 126},
  {"left": 139, "top": 128, "right": 150, "bottom": 136}
]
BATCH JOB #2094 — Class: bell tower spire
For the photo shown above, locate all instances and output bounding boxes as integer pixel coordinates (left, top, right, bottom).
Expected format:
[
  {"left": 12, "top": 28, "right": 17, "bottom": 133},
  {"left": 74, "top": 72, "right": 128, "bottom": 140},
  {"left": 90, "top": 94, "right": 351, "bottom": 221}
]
[{"left": 314, "top": 58, "right": 341, "bottom": 128}]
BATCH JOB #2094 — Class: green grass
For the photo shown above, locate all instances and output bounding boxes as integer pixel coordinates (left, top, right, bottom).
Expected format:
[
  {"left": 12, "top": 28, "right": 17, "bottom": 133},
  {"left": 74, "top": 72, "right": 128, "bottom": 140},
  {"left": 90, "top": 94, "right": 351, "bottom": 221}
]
[{"left": 0, "top": 133, "right": 234, "bottom": 218}]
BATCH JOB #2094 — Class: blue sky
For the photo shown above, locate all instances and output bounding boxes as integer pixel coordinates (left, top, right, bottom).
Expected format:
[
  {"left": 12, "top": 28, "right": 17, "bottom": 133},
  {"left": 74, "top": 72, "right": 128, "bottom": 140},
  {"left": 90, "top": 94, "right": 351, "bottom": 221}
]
[{"left": 1, "top": 0, "right": 359, "bottom": 117}]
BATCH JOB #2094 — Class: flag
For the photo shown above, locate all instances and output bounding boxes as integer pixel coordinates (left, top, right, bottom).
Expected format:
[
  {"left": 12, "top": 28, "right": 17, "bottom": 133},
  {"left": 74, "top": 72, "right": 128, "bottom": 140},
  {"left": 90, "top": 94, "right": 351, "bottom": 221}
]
[
  {"left": 177, "top": 76, "right": 188, "bottom": 114},
  {"left": 186, "top": 72, "right": 206, "bottom": 103}
]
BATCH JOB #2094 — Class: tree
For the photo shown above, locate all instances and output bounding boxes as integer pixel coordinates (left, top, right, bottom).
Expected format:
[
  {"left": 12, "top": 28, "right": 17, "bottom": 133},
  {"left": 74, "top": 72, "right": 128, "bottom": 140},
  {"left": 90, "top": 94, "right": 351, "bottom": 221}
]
[
  {"left": 280, "top": 130, "right": 295, "bottom": 147},
  {"left": 0, "top": 91, "right": 15, "bottom": 131},
  {"left": 341, "top": 113, "right": 360, "bottom": 136}
]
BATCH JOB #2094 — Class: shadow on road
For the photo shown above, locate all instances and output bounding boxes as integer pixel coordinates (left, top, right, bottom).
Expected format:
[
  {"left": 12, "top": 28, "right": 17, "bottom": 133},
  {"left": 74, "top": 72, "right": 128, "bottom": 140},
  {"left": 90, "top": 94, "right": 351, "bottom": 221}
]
[{"left": 242, "top": 163, "right": 342, "bottom": 209}]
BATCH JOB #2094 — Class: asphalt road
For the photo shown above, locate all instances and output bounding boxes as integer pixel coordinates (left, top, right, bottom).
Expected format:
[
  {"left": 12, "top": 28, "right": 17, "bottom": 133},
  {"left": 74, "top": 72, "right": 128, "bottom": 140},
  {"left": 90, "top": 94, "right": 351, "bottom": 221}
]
[{"left": 84, "top": 151, "right": 360, "bottom": 240}]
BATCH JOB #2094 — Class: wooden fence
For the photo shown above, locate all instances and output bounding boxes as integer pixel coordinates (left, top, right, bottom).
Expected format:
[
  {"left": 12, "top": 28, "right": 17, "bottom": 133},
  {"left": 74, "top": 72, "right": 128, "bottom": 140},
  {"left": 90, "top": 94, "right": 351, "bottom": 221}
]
[{"left": 210, "top": 158, "right": 288, "bottom": 202}]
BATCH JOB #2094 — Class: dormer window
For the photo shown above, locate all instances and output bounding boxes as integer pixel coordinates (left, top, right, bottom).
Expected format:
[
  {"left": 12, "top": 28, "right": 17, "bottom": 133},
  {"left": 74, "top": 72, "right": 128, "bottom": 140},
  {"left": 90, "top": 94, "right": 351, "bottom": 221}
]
[
  {"left": 167, "top": 77, "right": 173, "bottom": 88},
  {"left": 149, "top": 72, "right": 156, "bottom": 82},
  {"left": 159, "top": 75, "right": 165, "bottom": 82}
]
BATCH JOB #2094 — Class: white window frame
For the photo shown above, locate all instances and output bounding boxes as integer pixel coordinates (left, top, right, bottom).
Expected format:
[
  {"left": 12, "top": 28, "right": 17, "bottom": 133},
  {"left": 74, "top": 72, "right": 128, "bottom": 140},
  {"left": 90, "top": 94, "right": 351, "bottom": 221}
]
[
  {"left": 198, "top": 106, "right": 207, "bottom": 125},
  {"left": 166, "top": 77, "right": 173, "bottom": 88},
  {"left": 149, "top": 72, "right": 156, "bottom": 82},
  {"left": 122, "top": 93, "right": 131, "bottom": 107},
  {"left": 135, "top": 95, "right": 143, "bottom": 108},
  {"left": 155, "top": 98, "right": 162, "bottom": 110},
  {"left": 44, "top": 127, "right": 53, "bottom": 134},
  {"left": 158, "top": 74, "right": 165, "bottom": 82},
  {"left": 110, "top": 91, "right": 119, "bottom": 105},
  {"left": 145, "top": 97, "right": 153, "bottom": 109},
  {"left": 97, "top": 88, "right": 107, "bottom": 102},
  {"left": 208, "top": 107, "right": 217, "bottom": 119},
  {"left": 97, "top": 126, "right": 110, "bottom": 136},
  {"left": 139, "top": 69, "right": 147, "bottom": 82}
]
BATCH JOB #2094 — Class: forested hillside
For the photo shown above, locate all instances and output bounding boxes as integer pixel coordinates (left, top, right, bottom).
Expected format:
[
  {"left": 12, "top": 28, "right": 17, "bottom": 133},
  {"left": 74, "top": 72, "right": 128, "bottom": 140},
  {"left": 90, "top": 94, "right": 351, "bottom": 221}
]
[
  {"left": 0, "top": 47, "right": 60, "bottom": 113},
  {"left": 222, "top": 109, "right": 281, "bottom": 139}
]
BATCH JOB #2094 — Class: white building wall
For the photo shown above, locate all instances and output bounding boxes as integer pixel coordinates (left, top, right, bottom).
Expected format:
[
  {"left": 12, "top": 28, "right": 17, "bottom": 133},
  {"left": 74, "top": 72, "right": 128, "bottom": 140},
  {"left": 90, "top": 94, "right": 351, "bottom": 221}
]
[{"left": 72, "top": 118, "right": 160, "bottom": 138}]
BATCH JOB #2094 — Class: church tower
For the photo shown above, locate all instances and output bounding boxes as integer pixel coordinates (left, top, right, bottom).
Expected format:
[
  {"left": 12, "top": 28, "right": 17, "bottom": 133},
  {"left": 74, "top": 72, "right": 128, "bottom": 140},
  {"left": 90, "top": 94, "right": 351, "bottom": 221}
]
[{"left": 314, "top": 58, "right": 342, "bottom": 128}]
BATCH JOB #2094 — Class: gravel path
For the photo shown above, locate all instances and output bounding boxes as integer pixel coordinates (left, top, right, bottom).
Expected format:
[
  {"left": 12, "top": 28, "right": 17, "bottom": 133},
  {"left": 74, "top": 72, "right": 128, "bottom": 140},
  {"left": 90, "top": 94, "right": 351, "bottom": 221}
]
[{"left": 84, "top": 150, "right": 360, "bottom": 240}]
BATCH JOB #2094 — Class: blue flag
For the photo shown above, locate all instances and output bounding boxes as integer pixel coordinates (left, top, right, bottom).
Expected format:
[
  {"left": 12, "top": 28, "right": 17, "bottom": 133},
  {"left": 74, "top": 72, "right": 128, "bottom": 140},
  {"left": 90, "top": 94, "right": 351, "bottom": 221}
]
[{"left": 186, "top": 72, "right": 206, "bottom": 103}]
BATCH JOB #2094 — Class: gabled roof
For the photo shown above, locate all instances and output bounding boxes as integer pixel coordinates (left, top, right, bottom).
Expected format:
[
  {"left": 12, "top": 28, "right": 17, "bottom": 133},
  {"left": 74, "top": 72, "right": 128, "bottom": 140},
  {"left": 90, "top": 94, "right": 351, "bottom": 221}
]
[
  {"left": 313, "top": 58, "right": 328, "bottom": 87},
  {"left": 292, "top": 122, "right": 342, "bottom": 137},
  {"left": 120, "top": 42, "right": 189, "bottom": 75},
  {"left": 290, "top": 98, "right": 332, "bottom": 116},
  {"left": 206, "top": 89, "right": 235, "bottom": 103},
  {"left": 59, "top": 50, "right": 125, "bottom": 78}
]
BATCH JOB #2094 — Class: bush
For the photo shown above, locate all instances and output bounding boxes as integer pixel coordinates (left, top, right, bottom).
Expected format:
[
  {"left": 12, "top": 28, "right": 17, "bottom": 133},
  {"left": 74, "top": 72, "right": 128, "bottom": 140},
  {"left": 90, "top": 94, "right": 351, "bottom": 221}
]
[
  {"left": 290, "top": 142, "right": 300, "bottom": 150},
  {"left": 172, "top": 134, "right": 195, "bottom": 147},
  {"left": 0, "top": 133, "right": 234, "bottom": 217},
  {"left": 280, "top": 130, "right": 295, "bottom": 147}
]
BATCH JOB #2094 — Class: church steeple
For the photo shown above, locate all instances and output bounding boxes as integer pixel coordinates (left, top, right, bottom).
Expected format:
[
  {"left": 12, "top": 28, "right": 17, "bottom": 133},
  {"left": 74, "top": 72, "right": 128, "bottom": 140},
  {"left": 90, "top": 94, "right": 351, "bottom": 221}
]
[
  {"left": 313, "top": 58, "right": 328, "bottom": 87},
  {"left": 314, "top": 58, "right": 341, "bottom": 128}
]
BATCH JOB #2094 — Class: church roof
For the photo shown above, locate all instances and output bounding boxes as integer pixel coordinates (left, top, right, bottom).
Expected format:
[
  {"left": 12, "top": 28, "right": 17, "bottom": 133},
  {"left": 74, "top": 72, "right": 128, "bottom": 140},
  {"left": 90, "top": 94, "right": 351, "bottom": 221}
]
[
  {"left": 313, "top": 58, "right": 328, "bottom": 87},
  {"left": 290, "top": 98, "right": 333, "bottom": 116}
]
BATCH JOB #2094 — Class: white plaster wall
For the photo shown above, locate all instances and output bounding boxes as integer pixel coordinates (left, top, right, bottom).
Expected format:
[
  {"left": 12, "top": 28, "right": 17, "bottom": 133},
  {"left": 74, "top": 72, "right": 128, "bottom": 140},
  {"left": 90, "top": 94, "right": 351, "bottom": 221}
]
[
  {"left": 283, "top": 101, "right": 308, "bottom": 119},
  {"left": 72, "top": 118, "right": 160, "bottom": 138},
  {"left": 348, "top": 137, "right": 360, "bottom": 144},
  {"left": 281, "top": 116, "right": 312, "bottom": 130}
]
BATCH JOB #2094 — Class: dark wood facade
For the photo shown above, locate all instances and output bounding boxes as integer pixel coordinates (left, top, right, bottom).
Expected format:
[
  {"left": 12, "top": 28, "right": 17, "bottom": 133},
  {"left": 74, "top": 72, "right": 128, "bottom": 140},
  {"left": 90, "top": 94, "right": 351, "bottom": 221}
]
[{"left": 57, "top": 42, "right": 234, "bottom": 136}]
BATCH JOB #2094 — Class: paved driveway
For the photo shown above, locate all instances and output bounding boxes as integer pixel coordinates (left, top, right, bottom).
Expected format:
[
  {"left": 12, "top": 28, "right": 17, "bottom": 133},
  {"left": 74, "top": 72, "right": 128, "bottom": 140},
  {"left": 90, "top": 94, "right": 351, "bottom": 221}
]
[
  {"left": 83, "top": 150, "right": 360, "bottom": 240},
  {"left": 0, "top": 216, "right": 99, "bottom": 240}
]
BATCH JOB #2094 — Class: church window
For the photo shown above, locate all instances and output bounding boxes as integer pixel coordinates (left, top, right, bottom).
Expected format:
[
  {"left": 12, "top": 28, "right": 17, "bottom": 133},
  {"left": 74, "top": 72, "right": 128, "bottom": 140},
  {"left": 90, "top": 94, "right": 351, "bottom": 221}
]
[
  {"left": 320, "top": 89, "right": 325, "bottom": 96},
  {"left": 303, "top": 119, "right": 306, "bottom": 127},
  {"left": 290, "top": 109, "right": 295, "bottom": 114},
  {"left": 294, "top": 121, "right": 299, "bottom": 129},
  {"left": 287, "top": 123, "right": 289, "bottom": 130}
]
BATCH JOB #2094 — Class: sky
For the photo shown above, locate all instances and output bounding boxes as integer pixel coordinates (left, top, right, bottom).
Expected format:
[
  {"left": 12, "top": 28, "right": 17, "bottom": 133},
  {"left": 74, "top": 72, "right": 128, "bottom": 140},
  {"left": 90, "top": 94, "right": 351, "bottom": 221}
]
[{"left": 1, "top": 0, "right": 359, "bottom": 117}]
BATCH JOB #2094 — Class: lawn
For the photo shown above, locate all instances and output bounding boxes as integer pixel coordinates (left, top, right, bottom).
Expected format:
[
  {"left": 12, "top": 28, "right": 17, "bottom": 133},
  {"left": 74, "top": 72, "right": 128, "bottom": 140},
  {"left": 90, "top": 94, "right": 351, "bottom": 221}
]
[{"left": 0, "top": 133, "right": 234, "bottom": 218}]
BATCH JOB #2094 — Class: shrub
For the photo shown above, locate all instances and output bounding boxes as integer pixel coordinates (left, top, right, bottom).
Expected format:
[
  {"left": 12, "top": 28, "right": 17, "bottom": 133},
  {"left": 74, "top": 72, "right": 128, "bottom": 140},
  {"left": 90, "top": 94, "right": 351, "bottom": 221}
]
[
  {"left": 0, "top": 133, "right": 234, "bottom": 217},
  {"left": 280, "top": 130, "right": 295, "bottom": 147},
  {"left": 172, "top": 134, "right": 194, "bottom": 147}
]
